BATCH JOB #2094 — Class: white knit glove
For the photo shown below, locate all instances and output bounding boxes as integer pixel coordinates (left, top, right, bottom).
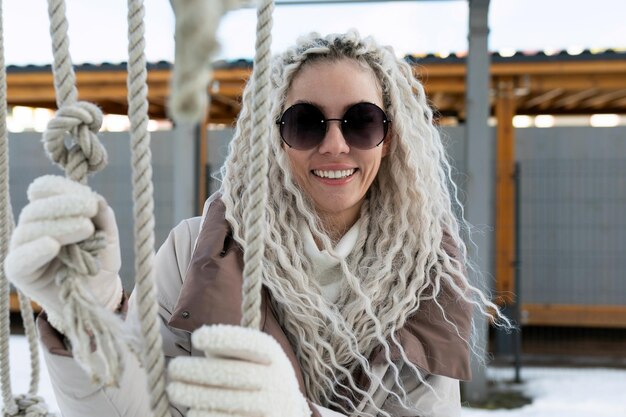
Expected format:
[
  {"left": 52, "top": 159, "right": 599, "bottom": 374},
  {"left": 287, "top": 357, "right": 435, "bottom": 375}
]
[
  {"left": 167, "top": 324, "right": 312, "bottom": 417},
  {"left": 4, "top": 175, "right": 123, "bottom": 333}
]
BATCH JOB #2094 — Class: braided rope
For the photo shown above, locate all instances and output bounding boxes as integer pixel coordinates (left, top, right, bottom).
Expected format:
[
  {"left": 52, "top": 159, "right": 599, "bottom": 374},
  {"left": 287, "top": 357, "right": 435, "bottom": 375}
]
[
  {"left": 0, "top": 2, "right": 16, "bottom": 410},
  {"left": 240, "top": 0, "right": 274, "bottom": 329},
  {"left": 168, "top": 0, "right": 255, "bottom": 123},
  {"left": 16, "top": 291, "right": 39, "bottom": 397},
  {"left": 127, "top": 1, "right": 169, "bottom": 415},
  {"left": 4, "top": 395, "right": 53, "bottom": 417},
  {"left": 41, "top": 0, "right": 126, "bottom": 387},
  {"left": 0, "top": 1, "right": 53, "bottom": 415}
]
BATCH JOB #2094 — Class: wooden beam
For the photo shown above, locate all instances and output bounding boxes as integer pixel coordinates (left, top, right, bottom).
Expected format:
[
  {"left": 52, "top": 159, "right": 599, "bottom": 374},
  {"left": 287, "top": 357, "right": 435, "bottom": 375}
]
[
  {"left": 495, "top": 77, "right": 516, "bottom": 305},
  {"left": 414, "top": 59, "right": 626, "bottom": 78},
  {"left": 422, "top": 78, "right": 467, "bottom": 93},
  {"left": 527, "top": 74, "right": 626, "bottom": 91},
  {"left": 6, "top": 69, "right": 172, "bottom": 86},
  {"left": 7, "top": 85, "right": 171, "bottom": 103},
  {"left": 492, "top": 59, "right": 626, "bottom": 76},
  {"left": 522, "top": 304, "right": 626, "bottom": 328}
]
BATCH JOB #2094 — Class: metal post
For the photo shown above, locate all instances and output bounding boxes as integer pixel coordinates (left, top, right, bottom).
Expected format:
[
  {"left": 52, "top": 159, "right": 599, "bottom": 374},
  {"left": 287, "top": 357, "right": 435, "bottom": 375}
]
[
  {"left": 173, "top": 122, "right": 198, "bottom": 224},
  {"left": 513, "top": 162, "right": 522, "bottom": 383},
  {"left": 462, "top": 0, "right": 491, "bottom": 404}
]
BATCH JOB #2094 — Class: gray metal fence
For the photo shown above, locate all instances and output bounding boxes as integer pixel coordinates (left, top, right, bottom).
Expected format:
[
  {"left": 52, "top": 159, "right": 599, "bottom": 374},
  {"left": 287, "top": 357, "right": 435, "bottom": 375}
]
[
  {"left": 519, "top": 158, "right": 626, "bottom": 305},
  {"left": 8, "top": 131, "right": 176, "bottom": 290}
]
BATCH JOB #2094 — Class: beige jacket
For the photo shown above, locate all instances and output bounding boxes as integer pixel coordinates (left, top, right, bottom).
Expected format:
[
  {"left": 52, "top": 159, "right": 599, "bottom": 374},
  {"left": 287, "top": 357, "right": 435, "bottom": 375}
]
[{"left": 38, "top": 195, "right": 471, "bottom": 416}]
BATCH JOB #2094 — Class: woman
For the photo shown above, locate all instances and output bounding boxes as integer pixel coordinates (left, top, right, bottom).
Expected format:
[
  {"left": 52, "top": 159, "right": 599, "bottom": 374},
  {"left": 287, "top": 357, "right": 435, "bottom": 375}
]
[{"left": 6, "top": 31, "right": 506, "bottom": 417}]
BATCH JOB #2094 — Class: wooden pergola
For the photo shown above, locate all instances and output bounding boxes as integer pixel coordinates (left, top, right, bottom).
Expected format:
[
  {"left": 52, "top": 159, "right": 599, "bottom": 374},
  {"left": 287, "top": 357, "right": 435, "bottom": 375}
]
[
  {"left": 7, "top": 50, "right": 626, "bottom": 121},
  {"left": 6, "top": 50, "right": 626, "bottom": 327}
]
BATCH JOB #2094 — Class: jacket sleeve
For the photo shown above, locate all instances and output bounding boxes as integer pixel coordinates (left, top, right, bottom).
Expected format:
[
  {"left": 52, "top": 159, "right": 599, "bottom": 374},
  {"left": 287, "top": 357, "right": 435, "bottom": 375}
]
[
  {"left": 37, "top": 217, "right": 202, "bottom": 417},
  {"left": 357, "top": 362, "right": 461, "bottom": 417}
]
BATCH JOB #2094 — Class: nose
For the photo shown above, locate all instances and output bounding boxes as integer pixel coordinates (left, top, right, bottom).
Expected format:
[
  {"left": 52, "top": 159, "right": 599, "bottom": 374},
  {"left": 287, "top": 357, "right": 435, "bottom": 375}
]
[{"left": 318, "top": 120, "right": 350, "bottom": 155}]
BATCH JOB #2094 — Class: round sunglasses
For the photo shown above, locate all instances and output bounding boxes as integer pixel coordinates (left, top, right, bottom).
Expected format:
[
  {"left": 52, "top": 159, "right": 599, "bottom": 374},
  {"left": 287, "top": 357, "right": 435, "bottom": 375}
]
[{"left": 276, "top": 102, "right": 391, "bottom": 151}]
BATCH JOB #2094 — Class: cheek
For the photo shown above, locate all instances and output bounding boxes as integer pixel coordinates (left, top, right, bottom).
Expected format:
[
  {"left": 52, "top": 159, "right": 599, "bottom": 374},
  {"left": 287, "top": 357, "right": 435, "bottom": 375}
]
[{"left": 285, "top": 150, "right": 309, "bottom": 183}]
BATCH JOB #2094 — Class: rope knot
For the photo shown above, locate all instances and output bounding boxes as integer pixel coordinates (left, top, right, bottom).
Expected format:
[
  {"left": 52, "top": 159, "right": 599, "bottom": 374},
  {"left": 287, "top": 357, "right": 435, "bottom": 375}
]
[
  {"left": 4, "top": 394, "right": 54, "bottom": 417},
  {"left": 55, "top": 231, "right": 107, "bottom": 286},
  {"left": 42, "top": 101, "right": 108, "bottom": 183}
]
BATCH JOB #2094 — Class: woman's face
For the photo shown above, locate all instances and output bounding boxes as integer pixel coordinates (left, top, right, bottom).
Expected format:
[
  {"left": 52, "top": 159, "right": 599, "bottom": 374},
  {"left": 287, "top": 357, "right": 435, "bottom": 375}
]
[{"left": 283, "top": 59, "right": 389, "bottom": 231}]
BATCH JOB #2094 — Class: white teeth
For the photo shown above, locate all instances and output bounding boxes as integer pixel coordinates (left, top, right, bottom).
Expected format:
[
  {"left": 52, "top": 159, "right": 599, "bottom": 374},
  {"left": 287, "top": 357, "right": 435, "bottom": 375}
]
[{"left": 312, "top": 169, "right": 356, "bottom": 179}]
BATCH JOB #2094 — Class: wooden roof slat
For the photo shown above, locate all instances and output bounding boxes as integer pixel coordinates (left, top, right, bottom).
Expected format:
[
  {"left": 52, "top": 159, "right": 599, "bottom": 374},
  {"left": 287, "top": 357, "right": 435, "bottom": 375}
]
[
  {"left": 582, "top": 88, "right": 626, "bottom": 109},
  {"left": 553, "top": 89, "right": 599, "bottom": 109},
  {"left": 210, "top": 94, "right": 241, "bottom": 111},
  {"left": 612, "top": 96, "right": 626, "bottom": 109},
  {"left": 523, "top": 88, "right": 564, "bottom": 108}
]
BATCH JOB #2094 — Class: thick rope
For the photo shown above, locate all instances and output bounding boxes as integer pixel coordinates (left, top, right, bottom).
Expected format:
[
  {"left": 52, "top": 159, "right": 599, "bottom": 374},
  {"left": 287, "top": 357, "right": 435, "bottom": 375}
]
[
  {"left": 240, "top": 0, "right": 274, "bottom": 329},
  {"left": 168, "top": 0, "right": 254, "bottom": 123},
  {"left": 42, "top": 0, "right": 126, "bottom": 387},
  {"left": 16, "top": 291, "right": 39, "bottom": 397},
  {"left": 4, "top": 395, "right": 52, "bottom": 417},
  {"left": 0, "top": 21, "right": 16, "bottom": 411},
  {"left": 127, "top": 1, "right": 169, "bottom": 416},
  {"left": 0, "top": 1, "right": 53, "bottom": 415},
  {"left": 0, "top": 1, "right": 52, "bottom": 417},
  {"left": 166, "top": 0, "right": 271, "bottom": 327}
]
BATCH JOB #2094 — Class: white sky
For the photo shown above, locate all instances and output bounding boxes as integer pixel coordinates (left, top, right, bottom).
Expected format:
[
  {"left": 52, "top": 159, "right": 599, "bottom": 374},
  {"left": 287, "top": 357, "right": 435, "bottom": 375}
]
[{"left": 3, "top": 0, "right": 626, "bottom": 66}]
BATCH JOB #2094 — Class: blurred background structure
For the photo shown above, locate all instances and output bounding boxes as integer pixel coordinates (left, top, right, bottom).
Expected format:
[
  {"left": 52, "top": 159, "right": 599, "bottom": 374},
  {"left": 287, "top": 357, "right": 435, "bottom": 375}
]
[{"left": 3, "top": 0, "right": 626, "bottom": 414}]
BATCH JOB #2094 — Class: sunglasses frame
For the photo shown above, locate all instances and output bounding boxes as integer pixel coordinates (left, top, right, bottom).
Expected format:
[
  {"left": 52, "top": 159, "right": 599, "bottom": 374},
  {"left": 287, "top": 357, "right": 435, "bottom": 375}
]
[{"left": 276, "top": 102, "right": 391, "bottom": 151}]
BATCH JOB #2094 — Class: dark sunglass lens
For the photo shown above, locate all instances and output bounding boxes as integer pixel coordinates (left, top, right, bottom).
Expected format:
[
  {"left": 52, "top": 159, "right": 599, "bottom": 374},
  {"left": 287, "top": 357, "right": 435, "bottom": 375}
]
[
  {"left": 280, "top": 104, "right": 325, "bottom": 150},
  {"left": 343, "top": 103, "right": 387, "bottom": 149}
]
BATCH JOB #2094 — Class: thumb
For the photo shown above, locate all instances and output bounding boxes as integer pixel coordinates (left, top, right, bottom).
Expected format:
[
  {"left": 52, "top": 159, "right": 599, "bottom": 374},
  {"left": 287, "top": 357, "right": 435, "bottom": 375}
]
[
  {"left": 5, "top": 236, "right": 61, "bottom": 287},
  {"left": 92, "top": 196, "right": 120, "bottom": 246},
  {"left": 192, "top": 325, "right": 274, "bottom": 365}
]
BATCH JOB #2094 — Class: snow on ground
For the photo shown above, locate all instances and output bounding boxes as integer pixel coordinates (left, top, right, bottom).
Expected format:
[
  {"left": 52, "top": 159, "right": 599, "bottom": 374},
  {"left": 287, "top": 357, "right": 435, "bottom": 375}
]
[
  {"left": 2, "top": 335, "right": 626, "bottom": 416},
  {"left": 462, "top": 366, "right": 626, "bottom": 416}
]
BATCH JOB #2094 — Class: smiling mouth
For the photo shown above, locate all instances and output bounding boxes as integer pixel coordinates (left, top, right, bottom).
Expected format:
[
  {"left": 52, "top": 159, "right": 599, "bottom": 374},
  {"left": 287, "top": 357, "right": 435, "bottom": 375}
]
[{"left": 312, "top": 168, "right": 358, "bottom": 179}]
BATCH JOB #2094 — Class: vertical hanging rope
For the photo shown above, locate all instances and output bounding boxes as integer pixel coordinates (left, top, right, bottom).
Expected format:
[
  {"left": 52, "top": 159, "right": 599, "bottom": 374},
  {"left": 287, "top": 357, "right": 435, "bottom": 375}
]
[
  {"left": 47, "top": 0, "right": 77, "bottom": 108},
  {"left": 127, "top": 0, "right": 169, "bottom": 416},
  {"left": 167, "top": 0, "right": 272, "bottom": 327},
  {"left": 0, "top": 2, "right": 53, "bottom": 415},
  {"left": 0, "top": 0, "right": 16, "bottom": 411},
  {"left": 41, "top": 0, "right": 126, "bottom": 387},
  {"left": 45, "top": 0, "right": 107, "bottom": 184},
  {"left": 0, "top": 2, "right": 14, "bottom": 407},
  {"left": 240, "top": 0, "right": 274, "bottom": 330},
  {"left": 16, "top": 291, "right": 39, "bottom": 397},
  {"left": 168, "top": 0, "right": 255, "bottom": 123}
]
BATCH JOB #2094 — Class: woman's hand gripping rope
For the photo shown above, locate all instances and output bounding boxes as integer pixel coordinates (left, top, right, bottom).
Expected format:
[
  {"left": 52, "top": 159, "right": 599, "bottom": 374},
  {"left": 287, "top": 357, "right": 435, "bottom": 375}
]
[
  {"left": 167, "top": 324, "right": 312, "bottom": 417},
  {"left": 4, "top": 175, "right": 125, "bottom": 383}
]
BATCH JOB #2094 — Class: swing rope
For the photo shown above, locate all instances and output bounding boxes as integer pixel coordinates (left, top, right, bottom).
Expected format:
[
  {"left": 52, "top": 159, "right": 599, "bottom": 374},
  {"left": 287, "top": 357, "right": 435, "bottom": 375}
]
[
  {"left": 126, "top": 0, "right": 169, "bottom": 415},
  {"left": 43, "top": 0, "right": 170, "bottom": 414},
  {"left": 39, "top": 0, "right": 128, "bottom": 389},
  {"left": 167, "top": 0, "right": 274, "bottom": 329},
  {"left": 0, "top": 0, "right": 53, "bottom": 414},
  {"left": 240, "top": 0, "right": 274, "bottom": 330}
]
